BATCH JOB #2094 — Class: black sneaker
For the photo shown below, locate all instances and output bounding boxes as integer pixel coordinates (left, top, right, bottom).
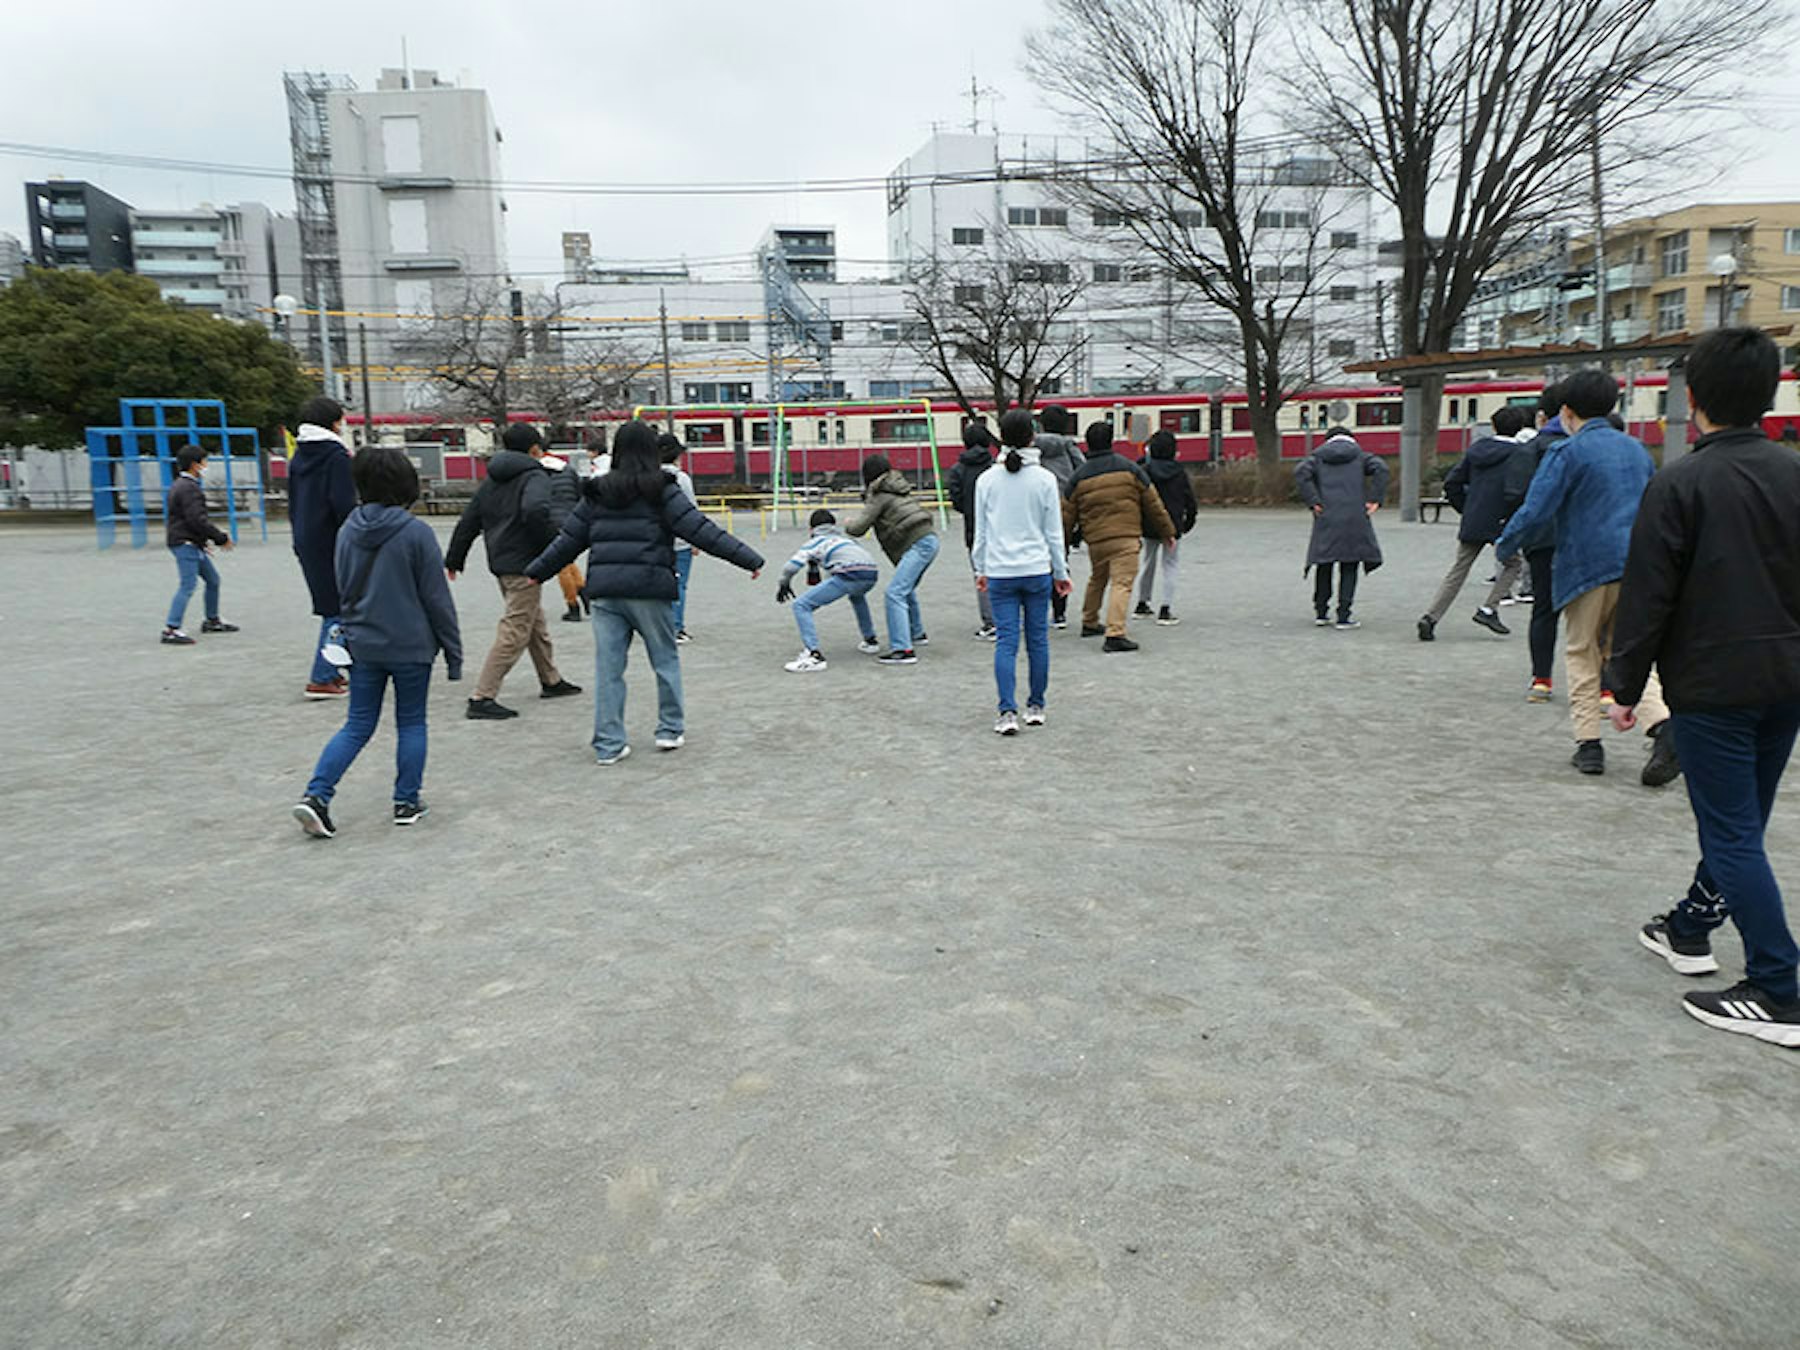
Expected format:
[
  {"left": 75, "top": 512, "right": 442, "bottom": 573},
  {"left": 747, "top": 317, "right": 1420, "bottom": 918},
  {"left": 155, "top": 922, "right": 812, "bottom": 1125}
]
[
  {"left": 876, "top": 649, "right": 918, "bottom": 665},
  {"left": 1638, "top": 914, "right": 1719, "bottom": 976},
  {"left": 465, "top": 697, "right": 519, "bottom": 720},
  {"left": 1572, "top": 740, "right": 1605, "bottom": 775},
  {"left": 1472, "top": 606, "right": 1510, "bottom": 635},
  {"left": 393, "top": 800, "right": 429, "bottom": 826},
  {"left": 1642, "top": 721, "right": 1682, "bottom": 787},
  {"left": 1102, "top": 635, "right": 1139, "bottom": 652},
  {"left": 161, "top": 627, "right": 195, "bottom": 645},
  {"left": 1156, "top": 607, "right": 1179, "bottom": 626},
  {"left": 1133, "top": 601, "right": 1153, "bottom": 618},
  {"left": 913, "top": 632, "right": 930, "bottom": 646},
  {"left": 1052, "top": 616, "right": 1068, "bottom": 630},
  {"left": 561, "top": 604, "right": 584, "bottom": 623},
  {"left": 1314, "top": 614, "right": 1331, "bottom": 627},
  {"left": 1417, "top": 614, "right": 1436, "bottom": 642},
  {"left": 1682, "top": 980, "right": 1800, "bottom": 1048},
  {"left": 1080, "top": 624, "right": 1105, "bottom": 637},
  {"left": 200, "top": 618, "right": 239, "bottom": 633},
  {"left": 293, "top": 795, "right": 336, "bottom": 839},
  {"left": 974, "top": 624, "right": 997, "bottom": 640},
  {"left": 540, "top": 679, "right": 583, "bottom": 699}
]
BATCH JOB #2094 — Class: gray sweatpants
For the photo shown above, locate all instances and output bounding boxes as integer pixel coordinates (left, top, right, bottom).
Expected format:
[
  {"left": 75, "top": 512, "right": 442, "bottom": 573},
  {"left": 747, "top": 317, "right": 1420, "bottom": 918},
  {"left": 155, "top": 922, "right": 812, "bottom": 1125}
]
[
  {"left": 1424, "top": 540, "right": 1521, "bottom": 623},
  {"left": 1136, "top": 538, "right": 1179, "bottom": 610}
]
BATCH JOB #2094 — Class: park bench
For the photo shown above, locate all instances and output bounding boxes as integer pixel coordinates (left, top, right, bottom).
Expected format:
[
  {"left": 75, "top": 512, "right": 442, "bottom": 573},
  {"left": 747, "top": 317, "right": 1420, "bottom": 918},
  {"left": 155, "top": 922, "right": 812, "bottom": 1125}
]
[{"left": 1421, "top": 495, "right": 1452, "bottom": 523}]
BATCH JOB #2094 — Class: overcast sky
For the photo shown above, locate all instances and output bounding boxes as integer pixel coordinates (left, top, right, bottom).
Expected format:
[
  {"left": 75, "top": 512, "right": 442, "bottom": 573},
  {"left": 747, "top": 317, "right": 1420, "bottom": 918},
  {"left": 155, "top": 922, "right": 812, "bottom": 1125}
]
[{"left": 5, "top": 0, "right": 1800, "bottom": 281}]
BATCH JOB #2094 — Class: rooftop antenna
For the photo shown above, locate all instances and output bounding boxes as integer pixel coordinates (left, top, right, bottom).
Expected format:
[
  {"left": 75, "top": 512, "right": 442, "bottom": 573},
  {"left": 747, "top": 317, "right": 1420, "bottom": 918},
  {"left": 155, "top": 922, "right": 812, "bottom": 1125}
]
[
  {"left": 400, "top": 36, "right": 410, "bottom": 89},
  {"left": 967, "top": 73, "right": 1001, "bottom": 135}
]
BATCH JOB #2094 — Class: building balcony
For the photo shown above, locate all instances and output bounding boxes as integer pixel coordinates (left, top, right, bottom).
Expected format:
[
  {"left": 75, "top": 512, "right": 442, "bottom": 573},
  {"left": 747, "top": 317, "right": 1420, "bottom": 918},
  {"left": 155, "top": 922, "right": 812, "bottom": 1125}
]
[
  {"left": 377, "top": 176, "right": 456, "bottom": 191},
  {"left": 137, "top": 257, "right": 224, "bottom": 276},
  {"left": 133, "top": 230, "right": 222, "bottom": 249},
  {"left": 47, "top": 202, "right": 87, "bottom": 221},
  {"left": 163, "top": 288, "right": 229, "bottom": 306},
  {"left": 1604, "top": 262, "right": 1653, "bottom": 291},
  {"left": 384, "top": 256, "right": 463, "bottom": 272},
  {"left": 215, "top": 240, "right": 248, "bottom": 257},
  {"left": 50, "top": 234, "right": 89, "bottom": 251}
]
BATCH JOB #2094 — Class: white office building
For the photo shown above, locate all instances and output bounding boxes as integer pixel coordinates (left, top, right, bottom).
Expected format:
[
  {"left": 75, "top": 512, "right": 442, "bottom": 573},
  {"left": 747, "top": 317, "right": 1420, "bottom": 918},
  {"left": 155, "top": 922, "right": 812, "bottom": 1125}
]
[
  {"left": 129, "top": 203, "right": 295, "bottom": 320},
  {"left": 0, "top": 232, "right": 23, "bottom": 285}
]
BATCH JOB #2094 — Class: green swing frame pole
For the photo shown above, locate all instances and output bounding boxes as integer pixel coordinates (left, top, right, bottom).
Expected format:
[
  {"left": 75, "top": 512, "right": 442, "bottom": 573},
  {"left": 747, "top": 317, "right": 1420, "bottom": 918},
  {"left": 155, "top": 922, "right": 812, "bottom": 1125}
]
[{"left": 919, "top": 396, "right": 948, "bottom": 531}]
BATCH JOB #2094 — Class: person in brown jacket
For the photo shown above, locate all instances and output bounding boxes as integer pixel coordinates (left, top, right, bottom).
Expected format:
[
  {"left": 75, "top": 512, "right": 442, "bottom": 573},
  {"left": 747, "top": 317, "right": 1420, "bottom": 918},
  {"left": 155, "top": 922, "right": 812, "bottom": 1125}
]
[{"left": 1062, "top": 422, "right": 1176, "bottom": 652}]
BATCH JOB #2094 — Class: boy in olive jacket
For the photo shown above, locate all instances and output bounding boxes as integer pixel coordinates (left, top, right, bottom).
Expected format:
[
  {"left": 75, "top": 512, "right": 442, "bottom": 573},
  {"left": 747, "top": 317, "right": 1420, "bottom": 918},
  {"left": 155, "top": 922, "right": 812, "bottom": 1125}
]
[{"left": 845, "top": 453, "right": 939, "bottom": 664}]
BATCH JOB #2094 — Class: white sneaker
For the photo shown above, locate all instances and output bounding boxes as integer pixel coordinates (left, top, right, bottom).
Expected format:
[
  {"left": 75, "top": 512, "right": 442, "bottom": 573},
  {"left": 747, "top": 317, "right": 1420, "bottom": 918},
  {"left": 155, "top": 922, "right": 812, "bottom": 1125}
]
[
  {"left": 1023, "top": 705, "right": 1046, "bottom": 726},
  {"left": 994, "top": 710, "right": 1020, "bottom": 736},
  {"left": 856, "top": 637, "right": 881, "bottom": 655},
  {"left": 784, "top": 649, "right": 828, "bottom": 673},
  {"left": 595, "top": 745, "right": 631, "bottom": 766},
  {"left": 655, "top": 734, "right": 685, "bottom": 751}
]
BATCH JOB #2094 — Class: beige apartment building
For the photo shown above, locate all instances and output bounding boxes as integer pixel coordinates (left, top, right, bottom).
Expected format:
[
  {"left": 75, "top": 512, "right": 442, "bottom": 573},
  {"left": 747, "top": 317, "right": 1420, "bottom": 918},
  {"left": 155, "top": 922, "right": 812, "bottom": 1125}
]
[{"left": 1467, "top": 202, "right": 1800, "bottom": 350}]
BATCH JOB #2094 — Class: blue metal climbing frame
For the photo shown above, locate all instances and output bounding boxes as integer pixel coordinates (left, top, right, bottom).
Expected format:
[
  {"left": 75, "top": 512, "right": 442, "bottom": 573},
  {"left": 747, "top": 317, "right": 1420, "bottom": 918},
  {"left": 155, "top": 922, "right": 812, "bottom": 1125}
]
[{"left": 84, "top": 398, "right": 267, "bottom": 549}]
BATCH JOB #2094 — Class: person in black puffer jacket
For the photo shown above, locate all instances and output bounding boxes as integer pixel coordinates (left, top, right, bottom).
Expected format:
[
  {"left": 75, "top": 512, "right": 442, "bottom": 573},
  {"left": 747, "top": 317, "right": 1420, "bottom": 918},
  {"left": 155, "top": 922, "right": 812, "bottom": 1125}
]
[
  {"left": 446, "top": 421, "right": 578, "bottom": 719},
  {"left": 945, "top": 422, "right": 997, "bottom": 636},
  {"left": 1133, "top": 430, "right": 1198, "bottom": 626},
  {"left": 525, "top": 420, "right": 765, "bottom": 764}
]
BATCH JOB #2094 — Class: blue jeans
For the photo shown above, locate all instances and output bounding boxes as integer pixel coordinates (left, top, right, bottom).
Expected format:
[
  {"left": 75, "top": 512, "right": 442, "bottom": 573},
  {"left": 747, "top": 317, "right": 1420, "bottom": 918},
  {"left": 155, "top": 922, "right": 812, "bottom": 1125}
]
[
  {"left": 310, "top": 615, "right": 342, "bottom": 684},
  {"left": 592, "top": 596, "right": 683, "bottom": 757},
  {"left": 989, "top": 573, "right": 1052, "bottom": 712},
  {"left": 793, "top": 572, "right": 877, "bottom": 652},
  {"left": 1667, "top": 703, "right": 1800, "bottom": 1003},
  {"left": 305, "top": 660, "right": 432, "bottom": 806},
  {"left": 884, "top": 532, "right": 940, "bottom": 650},
  {"left": 673, "top": 549, "right": 694, "bottom": 630},
  {"left": 166, "top": 544, "right": 220, "bottom": 628}
]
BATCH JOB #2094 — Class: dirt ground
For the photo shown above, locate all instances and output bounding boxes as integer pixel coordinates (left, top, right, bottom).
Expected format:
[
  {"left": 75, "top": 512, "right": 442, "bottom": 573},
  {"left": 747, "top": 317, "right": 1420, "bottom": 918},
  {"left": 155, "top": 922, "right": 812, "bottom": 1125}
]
[{"left": 2, "top": 509, "right": 1796, "bottom": 1349}]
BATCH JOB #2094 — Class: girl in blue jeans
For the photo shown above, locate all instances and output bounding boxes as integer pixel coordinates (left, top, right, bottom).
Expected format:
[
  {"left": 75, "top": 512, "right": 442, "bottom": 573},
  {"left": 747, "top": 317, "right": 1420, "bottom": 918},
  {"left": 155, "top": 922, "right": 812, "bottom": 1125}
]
[
  {"left": 294, "top": 448, "right": 463, "bottom": 839},
  {"left": 972, "top": 409, "right": 1072, "bottom": 735}
]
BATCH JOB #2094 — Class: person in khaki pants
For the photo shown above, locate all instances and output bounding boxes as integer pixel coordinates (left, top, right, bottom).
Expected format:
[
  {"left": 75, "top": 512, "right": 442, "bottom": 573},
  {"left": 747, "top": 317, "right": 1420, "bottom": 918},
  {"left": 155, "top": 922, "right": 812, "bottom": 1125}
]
[
  {"left": 1062, "top": 421, "right": 1176, "bottom": 652},
  {"left": 445, "top": 423, "right": 582, "bottom": 719},
  {"left": 1495, "top": 369, "right": 1679, "bottom": 783}
]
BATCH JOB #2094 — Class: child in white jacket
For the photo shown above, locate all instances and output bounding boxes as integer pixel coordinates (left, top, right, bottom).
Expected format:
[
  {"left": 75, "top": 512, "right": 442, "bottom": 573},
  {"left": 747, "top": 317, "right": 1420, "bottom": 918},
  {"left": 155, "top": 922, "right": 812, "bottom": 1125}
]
[{"left": 775, "top": 510, "right": 882, "bottom": 672}]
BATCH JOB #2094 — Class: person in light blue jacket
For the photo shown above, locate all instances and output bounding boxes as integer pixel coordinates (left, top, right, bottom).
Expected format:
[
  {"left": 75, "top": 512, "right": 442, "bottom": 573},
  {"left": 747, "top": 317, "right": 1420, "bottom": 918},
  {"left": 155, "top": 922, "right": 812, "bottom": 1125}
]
[
  {"left": 775, "top": 511, "right": 882, "bottom": 672},
  {"left": 973, "top": 408, "right": 1072, "bottom": 735}
]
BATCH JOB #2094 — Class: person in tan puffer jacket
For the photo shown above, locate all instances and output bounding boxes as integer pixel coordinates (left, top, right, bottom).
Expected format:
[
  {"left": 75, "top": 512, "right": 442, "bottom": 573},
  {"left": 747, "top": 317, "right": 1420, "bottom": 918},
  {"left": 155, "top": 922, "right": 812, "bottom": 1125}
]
[
  {"left": 845, "top": 454, "right": 941, "bottom": 663},
  {"left": 1062, "top": 422, "right": 1176, "bottom": 651}
]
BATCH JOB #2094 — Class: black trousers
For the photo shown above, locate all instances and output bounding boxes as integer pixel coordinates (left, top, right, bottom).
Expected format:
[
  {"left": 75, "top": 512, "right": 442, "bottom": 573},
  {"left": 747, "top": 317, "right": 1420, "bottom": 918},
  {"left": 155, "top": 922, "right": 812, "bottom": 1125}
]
[
  {"left": 1526, "top": 548, "right": 1557, "bottom": 681},
  {"left": 1313, "top": 562, "right": 1360, "bottom": 618}
]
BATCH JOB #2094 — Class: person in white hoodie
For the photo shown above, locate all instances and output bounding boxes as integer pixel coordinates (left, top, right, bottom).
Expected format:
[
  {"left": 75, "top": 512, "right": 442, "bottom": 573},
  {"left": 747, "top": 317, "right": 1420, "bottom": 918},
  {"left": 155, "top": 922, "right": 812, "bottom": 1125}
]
[{"left": 973, "top": 408, "right": 1073, "bottom": 735}]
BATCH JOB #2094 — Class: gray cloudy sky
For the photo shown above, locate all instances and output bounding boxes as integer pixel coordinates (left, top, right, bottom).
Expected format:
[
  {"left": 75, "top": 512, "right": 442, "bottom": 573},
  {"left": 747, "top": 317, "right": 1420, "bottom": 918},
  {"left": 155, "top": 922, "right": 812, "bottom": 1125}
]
[{"left": 5, "top": 0, "right": 1800, "bottom": 280}]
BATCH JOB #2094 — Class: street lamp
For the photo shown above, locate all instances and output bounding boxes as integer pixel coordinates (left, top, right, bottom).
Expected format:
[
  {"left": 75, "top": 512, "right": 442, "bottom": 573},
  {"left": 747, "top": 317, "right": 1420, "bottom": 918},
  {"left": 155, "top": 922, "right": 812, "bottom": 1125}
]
[
  {"left": 1709, "top": 254, "right": 1738, "bottom": 329},
  {"left": 274, "top": 291, "right": 334, "bottom": 396}
]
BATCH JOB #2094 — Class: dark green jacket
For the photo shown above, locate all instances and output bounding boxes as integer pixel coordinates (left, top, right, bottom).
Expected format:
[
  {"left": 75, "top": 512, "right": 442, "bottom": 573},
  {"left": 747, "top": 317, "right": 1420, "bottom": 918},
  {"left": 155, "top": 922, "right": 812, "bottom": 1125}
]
[{"left": 844, "top": 470, "right": 936, "bottom": 562}]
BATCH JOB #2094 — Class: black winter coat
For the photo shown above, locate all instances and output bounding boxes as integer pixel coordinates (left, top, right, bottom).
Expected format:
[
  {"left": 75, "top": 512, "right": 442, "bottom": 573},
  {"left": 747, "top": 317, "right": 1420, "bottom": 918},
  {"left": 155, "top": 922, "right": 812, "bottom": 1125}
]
[
  {"left": 444, "top": 450, "right": 557, "bottom": 577},
  {"left": 1607, "top": 427, "right": 1800, "bottom": 711},
  {"left": 289, "top": 434, "right": 356, "bottom": 616},
  {"left": 1295, "top": 435, "right": 1388, "bottom": 570},
  {"left": 544, "top": 462, "right": 583, "bottom": 531},
  {"left": 1143, "top": 457, "right": 1198, "bottom": 537},
  {"left": 166, "top": 474, "right": 228, "bottom": 549},
  {"left": 1442, "top": 435, "right": 1530, "bottom": 544},
  {"left": 945, "top": 444, "right": 995, "bottom": 546},
  {"left": 525, "top": 475, "right": 765, "bottom": 601}
]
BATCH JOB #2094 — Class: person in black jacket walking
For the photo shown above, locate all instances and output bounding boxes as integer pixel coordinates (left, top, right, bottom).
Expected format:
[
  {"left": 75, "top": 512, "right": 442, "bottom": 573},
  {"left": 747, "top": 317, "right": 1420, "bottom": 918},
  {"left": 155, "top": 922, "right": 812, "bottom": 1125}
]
[
  {"left": 1609, "top": 328, "right": 1800, "bottom": 1046},
  {"left": 1417, "top": 404, "right": 1533, "bottom": 641},
  {"left": 446, "top": 421, "right": 580, "bottom": 720},
  {"left": 1132, "top": 429, "right": 1198, "bottom": 626},
  {"left": 525, "top": 420, "right": 764, "bottom": 764},
  {"left": 289, "top": 396, "right": 356, "bottom": 700},
  {"left": 161, "top": 444, "right": 237, "bottom": 644},
  {"left": 946, "top": 422, "right": 997, "bottom": 638}
]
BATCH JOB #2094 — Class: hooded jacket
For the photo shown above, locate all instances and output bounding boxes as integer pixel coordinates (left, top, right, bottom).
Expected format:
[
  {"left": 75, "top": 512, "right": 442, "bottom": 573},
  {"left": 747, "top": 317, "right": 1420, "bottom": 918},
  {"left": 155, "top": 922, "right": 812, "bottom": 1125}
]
[
  {"left": 1063, "top": 449, "right": 1177, "bottom": 549},
  {"left": 779, "top": 525, "right": 879, "bottom": 584},
  {"left": 844, "top": 470, "right": 936, "bottom": 562},
  {"left": 1143, "top": 454, "right": 1199, "bottom": 537},
  {"left": 1442, "top": 434, "right": 1529, "bottom": 544},
  {"left": 944, "top": 443, "right": 995, "bottom": 547},
  {"left": 524, "top": 475, "right": 764, "bottom": 601},
  {"left": 1506, "top": 418, "right": 1565, "bottom": 554},
  {"left": 972, "top": 447, "right": 1070, "bottom": 581},
  {"left": 333, "top": 504, "right": 463, "bottom": 677},
  {"left": 1607, "top": 427, "right": 1800, "bottom": 711},
  {"left": 539, "top": 454, "right": 584, "bottom": 532},
  {"left": 1493, "top": 420, "right": 1655, "bottom": 610},
  {"left": 1034, "top": 432, "right": 1084, "bottom": 492},
  {"left": 444, "top": 449, "right": 557, "bottom": 577},
  {"left": 288, "top": 425, "right": 356, "bottom": 616},
  {"left": 1295, "top": 434, "right": 1389, "bottom": 570}
]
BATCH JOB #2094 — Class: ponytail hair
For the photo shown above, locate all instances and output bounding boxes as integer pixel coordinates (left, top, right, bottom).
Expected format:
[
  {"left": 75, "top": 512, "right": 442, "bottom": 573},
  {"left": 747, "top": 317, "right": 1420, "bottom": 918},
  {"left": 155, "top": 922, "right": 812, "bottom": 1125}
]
[{"left": 998, "top": 407, "right": 1035, "bottom": 474}]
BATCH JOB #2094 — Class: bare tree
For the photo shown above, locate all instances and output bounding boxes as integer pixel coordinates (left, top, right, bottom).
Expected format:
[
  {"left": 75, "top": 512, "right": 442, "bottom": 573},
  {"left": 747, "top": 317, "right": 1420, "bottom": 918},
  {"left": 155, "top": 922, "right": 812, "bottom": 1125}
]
[
  {"left": 1030, "top": 0, "right": 1365, "bottom": 469},
  {"left": 1295, "top": 0, "right": 1782, "bottom": 459},
  {"left": 410, "top": 284, "right": 655, "bottom": 426},
  {"left": 903, "top": 238, "right": 1091, "bottom": 419}
]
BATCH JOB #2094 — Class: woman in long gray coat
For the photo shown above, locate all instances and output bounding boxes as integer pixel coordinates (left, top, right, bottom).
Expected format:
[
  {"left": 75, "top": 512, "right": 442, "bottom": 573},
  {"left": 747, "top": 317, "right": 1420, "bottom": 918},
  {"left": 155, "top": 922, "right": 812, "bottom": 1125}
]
[{"left": 1295, "top": 427, "right": 1390, "bottom": 629}]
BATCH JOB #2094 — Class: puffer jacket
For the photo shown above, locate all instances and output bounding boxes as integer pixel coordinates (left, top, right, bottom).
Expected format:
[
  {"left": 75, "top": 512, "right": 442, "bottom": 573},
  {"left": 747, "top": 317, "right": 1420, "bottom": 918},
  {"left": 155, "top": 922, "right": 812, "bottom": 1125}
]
[
  {"left": 945, "top": 444, "right": 995, "bottom": 546},
  {"left": 444, "top": 449, "right": 556, "bottom": 576},
  {"left": 540, "top": 454, "right": 583, "bottom": 531},
  {"left": 1063, "top": 450, "right": 1176, "bottom": 548},
  {"left": 1143, "top": 457, "right": 1198, "bottom": 537},
  {"left": 844, "top": 470, "right": 936, "bottom": 562},
  {"left": 1295, "top": 434, "right": 1389, "bottom": 570},
  {"left": 1035, "top": 432, "right": 1084, "bottom": 492},
  {"left": 524, "top": 475, "right": 764, "bottom": 601}
]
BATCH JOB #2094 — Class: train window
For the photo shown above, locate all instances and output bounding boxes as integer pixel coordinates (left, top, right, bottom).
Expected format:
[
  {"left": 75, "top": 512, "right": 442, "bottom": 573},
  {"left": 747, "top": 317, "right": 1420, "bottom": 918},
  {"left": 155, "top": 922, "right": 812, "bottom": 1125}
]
[
  {"left": 1161, "top": 408, "right": 1204, "bottom": 434},
  {"left": 1230, "top": 407, "right": 1253, "bottom": 432},
  {"left": 683, "top": 422, "right": 726, "bottom": 446},
  {"left": 871, "top": 417, "right": 930, "bottom": 443},
  {"left": 749, "top": 422, "right": 793, "bottom": 447},
  {"left": 1466, "top": 399, "right": 1478, "bottom": 422},
  {"left": 1355, "top": 402, "right": 1405, "bottom": 427},
  {"left": 836, "top": 419, "right": 847, "bottom": 444},
  {"left": 1298, "top": 406, "right": 1311, "bottom": 428},
  {"left": 1448, "top": 399, "right": 1460, "bottom": 423}
]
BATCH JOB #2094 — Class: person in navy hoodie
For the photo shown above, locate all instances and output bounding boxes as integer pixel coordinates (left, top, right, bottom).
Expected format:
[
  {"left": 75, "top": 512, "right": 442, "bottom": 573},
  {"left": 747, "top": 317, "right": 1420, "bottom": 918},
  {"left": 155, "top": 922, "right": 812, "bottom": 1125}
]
[
  {"left": 288, "top": 396, "right": 357, "bottom": 700},
  {"left": 293, "top": 447, "right": 462, "bottom": 839}
]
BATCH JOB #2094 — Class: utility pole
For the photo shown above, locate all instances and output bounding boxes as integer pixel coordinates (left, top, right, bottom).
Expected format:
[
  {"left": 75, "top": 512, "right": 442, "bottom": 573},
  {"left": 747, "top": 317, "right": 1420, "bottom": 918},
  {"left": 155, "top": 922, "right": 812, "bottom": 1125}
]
[
  {"left": 357, "top": 323, "right": 373, "bottom": 441},
  {"left": 658, "top": 288, "right": 674, "bottom": 427},
  {"left": 1589, "top": 103, "right": 1610, "bottom": 361},
  {"left": 320, "top": 304, "right": 335, "bottom": 403}
]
